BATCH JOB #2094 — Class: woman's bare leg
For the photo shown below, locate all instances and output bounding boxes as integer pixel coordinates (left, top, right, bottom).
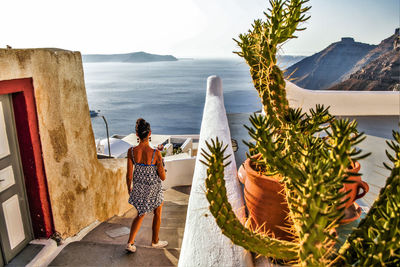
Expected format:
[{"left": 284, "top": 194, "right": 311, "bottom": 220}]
[
  {"left": 128, "top": 214, "right": 145, "bottom": 244},
  {"left": 152, "top": 203, "right": 163, "bottom": 244}
]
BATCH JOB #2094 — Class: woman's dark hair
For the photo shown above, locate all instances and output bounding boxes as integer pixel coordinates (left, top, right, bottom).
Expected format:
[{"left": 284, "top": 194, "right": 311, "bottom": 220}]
[{"left": 136, "top": 118, "right": 151, "bottom": 140}]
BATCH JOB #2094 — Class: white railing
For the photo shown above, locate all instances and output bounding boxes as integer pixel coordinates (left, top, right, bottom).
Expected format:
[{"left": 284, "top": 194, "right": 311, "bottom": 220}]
[
  {"left": 179, "top": 138, "right": 193, "bottom": 155},
  {"left": 178, "top": 76, "right": 252, "bottom": 267}
]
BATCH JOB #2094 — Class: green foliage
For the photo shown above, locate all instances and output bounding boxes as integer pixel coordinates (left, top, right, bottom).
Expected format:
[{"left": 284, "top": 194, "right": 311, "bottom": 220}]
[
  {"left": 234, "top": 0, "right": 310, "bottom": 125},
  {"left": 173, "top": 147, "right": 182, "bottom": 155},
  {"left": 202, "top": 129, "right": 399, "bottom": 265},
  {"left": 338, "top": 130, "right": 400, "bottom": 266},
  {"left": 245, "top": 110, "right": 370, "bottom": 266},
  {"left": 200, "top": 0, "right": 398, "bottom": 265},
  {"left": 200, "top": 138, "right": 298, "bottom": 261}
]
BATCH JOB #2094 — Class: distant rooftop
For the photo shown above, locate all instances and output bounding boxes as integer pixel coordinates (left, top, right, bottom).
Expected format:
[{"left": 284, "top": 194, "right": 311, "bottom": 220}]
[{"left": 341, "top": 37, "right": 355, "bottom": 42}]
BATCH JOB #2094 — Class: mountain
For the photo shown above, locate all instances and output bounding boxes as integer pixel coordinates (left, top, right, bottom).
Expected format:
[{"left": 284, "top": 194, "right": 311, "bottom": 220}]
[
  {"left": 340, "top": 30, "right": 399, "bottom": 81},
  {"left": 277, "top": 55, "right": 306, "bottom": 68},
  {"left": 82, "top": 52, "right": 178, "bottom": 63},
  {"left": 286, "top": 38, "right": 376, "bottom": 89},
  {"left": 328, "top": 29, "right": 400, "bottom": 91}
]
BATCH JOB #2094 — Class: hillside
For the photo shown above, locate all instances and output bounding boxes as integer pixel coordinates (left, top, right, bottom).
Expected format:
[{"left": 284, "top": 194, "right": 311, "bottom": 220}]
[
  {"left": 82, "top": 51, "right": 178, "bottom": 63},
  {"left": 277, "top": 55, "right": 306, "bottom": 68},
  {"left": 286, "top": 38, "right": 376, "bottom": 89},
  {"left": 329, "top": 29, "right": 400, "bottom": 91},
  {"left": 341, "top": 30, "right": 399, "bottom": 81}
]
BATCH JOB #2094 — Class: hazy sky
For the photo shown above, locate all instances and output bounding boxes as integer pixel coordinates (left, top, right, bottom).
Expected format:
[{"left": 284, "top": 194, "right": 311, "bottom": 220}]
[{"left": 1, "top": 0, "right": 399, "bottom": 58}]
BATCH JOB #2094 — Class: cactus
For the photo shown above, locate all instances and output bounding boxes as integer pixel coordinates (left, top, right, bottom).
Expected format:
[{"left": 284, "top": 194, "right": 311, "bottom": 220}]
[
  {"left": 201, "top": 0, "right": 399, "bottom": 265},
  {"left": 202, "top": 127, "right": 399, "bottom": 265},
  {"left": 338, "top": 130, "right": 400, "bottom": 266},
  {"left": 200, "top": 138, "right": 298, "bottom": 261},
  {"left": 202, "top": 112, "right": 370, "bottom": 266},
  {"left": 235, "top": 0, "right": 311, "bottom": 173},
  {"left": 248, "top": 112, "right": 370, "bottom": 266},
  {"left": 234, "top": 0, "right": 310, "bottom": 125}
]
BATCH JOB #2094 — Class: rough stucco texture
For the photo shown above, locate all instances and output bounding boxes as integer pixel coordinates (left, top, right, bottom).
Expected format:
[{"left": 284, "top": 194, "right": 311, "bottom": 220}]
[
  {"left": 179, "top": 76, "right": 252, "bottom": 267},
  {"left": 0, "top": 49, "right": 131, "bottom": 238}
]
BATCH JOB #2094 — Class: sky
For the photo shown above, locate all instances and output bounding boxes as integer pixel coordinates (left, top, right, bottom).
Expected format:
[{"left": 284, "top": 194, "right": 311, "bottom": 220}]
[{"left": 1, "top": 0, "right": 399, "bottom": 58}]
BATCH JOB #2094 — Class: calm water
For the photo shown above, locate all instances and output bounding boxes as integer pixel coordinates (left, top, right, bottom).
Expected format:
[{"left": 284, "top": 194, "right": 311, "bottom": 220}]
[{"left": 83, "top": 59, "right": 261, "bottom": 139}]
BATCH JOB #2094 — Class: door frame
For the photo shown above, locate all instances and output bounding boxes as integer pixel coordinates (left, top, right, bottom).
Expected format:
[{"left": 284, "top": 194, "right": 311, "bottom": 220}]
[
  {"left": 0, "top": 78, "right": 54, "bottom": 238},
  {"left": 0, "top": 94, "right": 34, "bottom": 262}
]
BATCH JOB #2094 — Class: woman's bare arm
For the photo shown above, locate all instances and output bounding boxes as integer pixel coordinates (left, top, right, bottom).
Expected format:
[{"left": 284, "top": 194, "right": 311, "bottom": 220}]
[
  {"left": 156, "top": 150, "right": 166, "bottom": 181},
  {"left": 126, "top": 147, "right": 134, "bottom": 193}
]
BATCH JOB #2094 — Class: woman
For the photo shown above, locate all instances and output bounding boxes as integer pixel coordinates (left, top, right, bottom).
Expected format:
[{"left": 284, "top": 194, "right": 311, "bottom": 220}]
[{"left": 125, "top": 118, "right": 167, "bottom": 253}]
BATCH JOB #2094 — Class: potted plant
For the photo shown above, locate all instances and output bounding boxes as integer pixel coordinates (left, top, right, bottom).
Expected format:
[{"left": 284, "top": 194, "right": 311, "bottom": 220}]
[
  {"left": 232, "top": 0, "right": 369, "bottom": 237},
  {"left": 200, "top": 0, "right": 399, "bottom": 265},
  {"left": 202, "top": 129, "right": 399, "bottom": 265}
]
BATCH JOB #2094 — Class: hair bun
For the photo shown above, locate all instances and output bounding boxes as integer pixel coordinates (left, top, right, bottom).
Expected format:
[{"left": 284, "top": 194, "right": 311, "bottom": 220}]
[{"left": 136, "top": 118, "right": 151, "bottom": 140}]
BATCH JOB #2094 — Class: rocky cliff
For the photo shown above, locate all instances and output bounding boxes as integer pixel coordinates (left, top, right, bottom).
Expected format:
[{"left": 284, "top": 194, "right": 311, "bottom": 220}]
[
  {"left": 341, "top": 30, "right": 399, "bottom": 81},
  {"left": 329, "top": 29, "right": 400, "bottom": 91},
  {"left": 286, "top": 37, "right": 376, "bottom": 89}
]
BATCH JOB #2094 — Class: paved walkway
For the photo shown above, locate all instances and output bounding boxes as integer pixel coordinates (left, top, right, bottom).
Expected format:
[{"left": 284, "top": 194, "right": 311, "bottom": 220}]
[{"left": 49, "top": 186, "right": 190, "bottom": 266}]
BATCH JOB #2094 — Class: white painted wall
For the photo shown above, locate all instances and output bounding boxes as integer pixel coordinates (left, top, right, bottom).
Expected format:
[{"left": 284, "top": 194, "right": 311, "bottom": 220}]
[
  {"left": 178, "top": 76, "right": 252, "bottom": 267},
  {"left": 162, "top": 157, "right": 196, "bottom": 189},
  {"left": 286, "top": 81, "right": 400, "bottom": 115}
]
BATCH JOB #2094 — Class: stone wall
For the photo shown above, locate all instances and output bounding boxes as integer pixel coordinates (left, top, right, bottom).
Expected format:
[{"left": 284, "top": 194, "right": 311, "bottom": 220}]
[{"left": 0, "top": 49, "right": 131, "bottom": 238}]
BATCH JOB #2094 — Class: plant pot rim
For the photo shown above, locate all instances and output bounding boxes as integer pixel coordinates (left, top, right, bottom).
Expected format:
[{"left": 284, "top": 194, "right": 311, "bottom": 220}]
[
  {"left": 244, "top": 155, "right": 282, "bottom": 183},
  {"left": 348, "top": 161, "right": 361, "bottom": 173}
]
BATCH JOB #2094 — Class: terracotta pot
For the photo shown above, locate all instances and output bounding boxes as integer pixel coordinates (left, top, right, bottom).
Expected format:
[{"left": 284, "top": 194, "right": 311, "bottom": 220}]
[
  {"left": 341, "top": 161, "right": 369, "bottom": 209},
  {"left": 241, "top": 156, "right": 293, "bottom": 241}
]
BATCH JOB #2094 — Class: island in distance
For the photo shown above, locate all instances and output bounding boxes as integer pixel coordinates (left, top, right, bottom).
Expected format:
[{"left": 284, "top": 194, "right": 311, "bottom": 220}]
[{"left": 82, "top": 51, "right": 178, "bottom": 63}]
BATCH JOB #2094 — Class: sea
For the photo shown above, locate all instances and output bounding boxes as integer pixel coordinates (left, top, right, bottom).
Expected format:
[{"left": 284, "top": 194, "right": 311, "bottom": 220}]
[{"left": 83, "top": 58, "right": 298, "bottom": 139}]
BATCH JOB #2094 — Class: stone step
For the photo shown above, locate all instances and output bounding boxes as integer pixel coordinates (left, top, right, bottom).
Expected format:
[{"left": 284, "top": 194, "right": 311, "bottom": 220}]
[{"left": 49, "top": 241, "right": 180, "bottom": 266}]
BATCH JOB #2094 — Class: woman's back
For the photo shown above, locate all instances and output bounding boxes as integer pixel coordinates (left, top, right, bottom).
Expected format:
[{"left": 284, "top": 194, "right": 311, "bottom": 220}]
[
  {"left": 129, "top": 144, "right": 166, "bottom": 181},
  {"left": 132, "top": 145, "right": 156, "bottom": 165}
]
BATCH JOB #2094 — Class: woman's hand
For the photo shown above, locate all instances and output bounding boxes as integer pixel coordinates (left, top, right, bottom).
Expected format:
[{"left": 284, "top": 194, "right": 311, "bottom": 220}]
[{"left": 157, "top": 144, "right": 164, "bottom": 151}]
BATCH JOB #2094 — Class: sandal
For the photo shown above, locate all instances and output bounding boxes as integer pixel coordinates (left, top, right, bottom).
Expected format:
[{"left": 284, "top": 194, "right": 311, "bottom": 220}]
[
  {"left": 125, "top": 243, "right": 137, "bottom": 253},
  {"left": 151, "top": 240, "right": 168, "bottom": 248}
]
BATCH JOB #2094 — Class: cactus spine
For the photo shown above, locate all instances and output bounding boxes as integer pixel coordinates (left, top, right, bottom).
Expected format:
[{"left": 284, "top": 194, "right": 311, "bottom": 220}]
[
  {"left": 338, "top": 130, "right": 400, "bottom": 266},
  {"left": 201, "top": 0, "right": 399, "bottom": 265},
  {"left": 200, "top": 138, "right": 298, "bottom": 261},
  {"left": 234, "top": 0, "right": 310, "bottom": 125},
  {"left": 202, "top": 128, "right": 399, "bottom": 265}
]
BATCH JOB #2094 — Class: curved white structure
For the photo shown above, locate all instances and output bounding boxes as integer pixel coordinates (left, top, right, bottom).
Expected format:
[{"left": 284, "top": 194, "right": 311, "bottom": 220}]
[
  {"left": 178, "top": 76, "right": 252, "bottom": 267},
  {"left": 286, "top": 81, "right": 400, "bottom": 115}
]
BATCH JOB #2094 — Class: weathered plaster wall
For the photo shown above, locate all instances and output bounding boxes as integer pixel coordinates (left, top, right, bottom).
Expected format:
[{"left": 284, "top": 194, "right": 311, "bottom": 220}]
[{"left": 0, "top": 49, "right": 130, "bottom": 237}]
